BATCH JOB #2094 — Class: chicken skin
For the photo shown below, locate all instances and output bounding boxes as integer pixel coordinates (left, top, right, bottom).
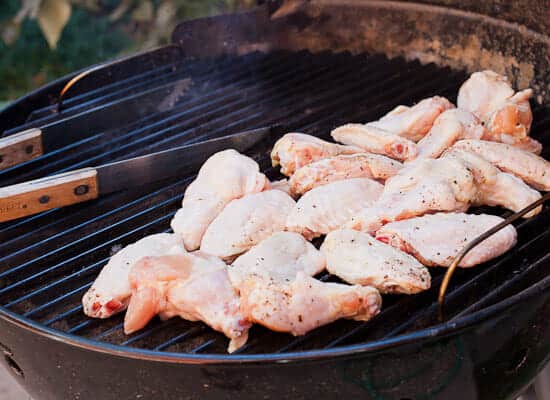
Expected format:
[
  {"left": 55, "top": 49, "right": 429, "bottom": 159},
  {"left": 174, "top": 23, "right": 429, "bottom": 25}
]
[
  {"left": 271, "top": 133, "right": 361, "bottom": 176},
  {"left": 230, "top": 231, "right": 380, "bottom": 336},
  {"left": 349, "top": 157, "right": 477, "bottom": 234},
  {"left": 322, "top": 229, "right": 431, "bottom": 294},
  {"left": 443, "top": 148, "right": 542, "bottom": 217},
  {"left": 124, "top": 253, "right": 250, "bottom": 353},
  {"left": 286, "top": 178, "right": 384, "bottom": 240},
  {"left": 457, "top": 70, "right": 539, "bottom": 152},
  {"left": 229, "top": 232, "right": 326, "bottom": 287},
  {"left": 451, "top": 139, "right": 550, "bottom": 191},
  {"left": 170, "top": 149, "right": 269, "bottom": 251},
  {"left": 238, "top": 272, "right": 381, "bottom": 336},
  {"left": 270, "top": 179, "right": 295, "bottom": 197},
  {"left": 82, "top": 233, "right": 186, "bottom": 318},
  {"left": 331, "top": 124, "right": 418, "bottom": 161},
  {"left": 288, "top": 153, "right": 402, "bottom": 196},
  {"left": 367, "top": 96, "right": 454, "bottom": 141},
  {"left": 376, "top": 213, "right": 517, "bottom": 268},
  {"left": 201, "top": 190, "right": 295, "bottom": 260},
  {"left": 416, "top": 108, "right": 486, "bottom": 159}
]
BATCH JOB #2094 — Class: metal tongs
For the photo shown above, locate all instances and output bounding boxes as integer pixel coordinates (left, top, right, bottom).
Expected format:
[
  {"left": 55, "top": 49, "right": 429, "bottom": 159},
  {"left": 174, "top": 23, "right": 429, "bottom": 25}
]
[{"left": 0, "top": 126, "right": 279, "bottom": 223}]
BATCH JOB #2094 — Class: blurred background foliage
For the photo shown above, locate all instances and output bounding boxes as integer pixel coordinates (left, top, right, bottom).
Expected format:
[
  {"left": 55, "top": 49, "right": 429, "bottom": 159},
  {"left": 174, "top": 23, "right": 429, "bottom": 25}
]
[{"left": 0, "top": 0, "right": 254, "bottom": 104}]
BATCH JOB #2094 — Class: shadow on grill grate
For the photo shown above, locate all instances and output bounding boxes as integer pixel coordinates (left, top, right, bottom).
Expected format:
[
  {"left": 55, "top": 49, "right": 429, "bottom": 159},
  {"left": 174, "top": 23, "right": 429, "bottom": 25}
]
[{"left": 0, "top": 50, "right": 548, "bottom": 356}]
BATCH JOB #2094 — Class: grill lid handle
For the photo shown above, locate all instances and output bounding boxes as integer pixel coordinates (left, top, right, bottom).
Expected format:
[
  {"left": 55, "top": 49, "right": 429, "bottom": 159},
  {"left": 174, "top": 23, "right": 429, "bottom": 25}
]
[{"left": 0, "top": 168, "right": 99, "bottom": 222}]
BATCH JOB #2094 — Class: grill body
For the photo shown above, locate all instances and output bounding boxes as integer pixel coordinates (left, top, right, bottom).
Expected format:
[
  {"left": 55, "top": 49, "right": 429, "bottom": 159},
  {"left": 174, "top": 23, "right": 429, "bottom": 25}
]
[
  {"left": 0, "top": 2, "right": 548, "bottom": 399},
  {"left": 0, "top": 287, "right": 548, "bottom": 400}
]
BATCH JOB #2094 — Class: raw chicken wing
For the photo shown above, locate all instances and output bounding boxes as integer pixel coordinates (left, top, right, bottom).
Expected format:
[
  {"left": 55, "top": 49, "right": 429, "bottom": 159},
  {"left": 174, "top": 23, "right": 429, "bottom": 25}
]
[
  {"left": 201, "top": 190, "right": 295, "bottom": 260},
  {"left": 368, "top": 96, "right": 454, "bottom": 141},
  {"left": 349, "top": 157, "right": 477, "bottom": 234},
  {"left": 457, "top": 70, "right": 538, "bottom": 152},
  {"left": 331, "top": 124, "right": 418, "bottom": 161},
  {"left": 288, "top": 153, "right": 402, "bottom": 196},
  {"left": 231, "top": 231, "right": 380, "bottom": 336},
  {"left": 322, "top": 229, "right": 430, "bottom": 294},
  {"left": 270, "top": 179, "right": 295, "bottom": 197},
  {"left": 286, "top": 178, "right": 383, "bottom": 240},
  {"left": 229, "top": 232, "right": 326, "bottom": 287},
  {"left": 82, "top": 233, "right": 186, "bottom": 318},
  {"left": 376, "top": 213, "right": 517, "bottom": 268},
  {"left": 124, "top": 253, "right": 250, "bottom": 352},
  {"left": 238, "top": 272, "right": 381, "bottom": 335},
  {"left": 451, "top": 139, "right": 550, "bottom": 191},
  {"left": 416, "top": 108, "right": 486, "bottom": 159},
  {"left": 170, "top": 149, "right": 269, "bottom": 251},
  {"left": 443, "top": 148, "right": 542, "bottom": 217},
  {"left": 271, "top": 133, "right": 361, "bottom": 176}
]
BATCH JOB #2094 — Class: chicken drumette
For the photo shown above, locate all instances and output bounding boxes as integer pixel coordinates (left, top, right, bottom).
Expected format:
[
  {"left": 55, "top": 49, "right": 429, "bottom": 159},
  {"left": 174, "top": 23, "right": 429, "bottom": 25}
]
[
  {"left": 288, "top": 153, "right": 402, "bottom": 196},
  {"left": 331, "top": 124, "right": 418, "bottom": 161},
  {"left": 416, "top": 108, "right": 486, "bottom": 159},
  {"left": 271, "top": 133, "right": 361, "bottom": 176},
  {"left": 367, "top": 96, "right": 454, "bottom": 141}
]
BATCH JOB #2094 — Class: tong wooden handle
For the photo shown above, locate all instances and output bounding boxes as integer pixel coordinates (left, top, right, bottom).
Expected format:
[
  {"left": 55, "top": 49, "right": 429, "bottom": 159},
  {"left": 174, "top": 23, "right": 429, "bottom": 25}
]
[
  {"left": 0, "top": 168, "right": 99, "bottom": 223},
  {"left": 0, "top": 128, "right": 44, "bottom": 171}
]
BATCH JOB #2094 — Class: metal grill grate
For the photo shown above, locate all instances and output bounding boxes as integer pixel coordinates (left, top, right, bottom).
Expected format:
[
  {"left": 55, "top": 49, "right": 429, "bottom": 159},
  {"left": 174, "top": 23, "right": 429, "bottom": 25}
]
[{"left": 0, "top": 50, "right": 548, "bottom": 356}]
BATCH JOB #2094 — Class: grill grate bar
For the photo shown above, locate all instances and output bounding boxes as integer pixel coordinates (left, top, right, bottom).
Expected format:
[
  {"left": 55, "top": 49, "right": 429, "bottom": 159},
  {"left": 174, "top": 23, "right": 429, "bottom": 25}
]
[
  {"left": 4, "top": 226, "right": 172, "bottom": 309},
  {"left": 67, "top": 320, "right": 94, "bottom": 334},
  {"left": 452, "top": 252, "right": 550, "bottom": 319},
  {"left": 22, "top": 282, "right": 91, "bottom": 318},
  {"left": 0, "top": 54, "right": 396, "bottom": 238},
  {"left": 6, "top": 52, "right": 268, "bottom": 134},
  {"left": 93, "top": 323, "right": 125, "bottom": 340},
  {"left": 1, "top": 51, "right": 548, "bottom": 357},
  {"left": 0, "top": 210, "right": 176, "bottom": 297},
  {"left": 190, "top": 339, "right": 217, "bottom": 354},
  {"left": 0, "top": 179, "right": 189, "bottom": 262},
  {"left": 43, "top": 304, "right": 82, "bottom": 326},
  {"left": 121, "top": 319, "right": 181, "bottom": 346},
  {"left": 0, "top": 52, "right": 300, "bottom": 184},
  {"left": 154, "top": 327, "right": 204, "bottom": 351}
]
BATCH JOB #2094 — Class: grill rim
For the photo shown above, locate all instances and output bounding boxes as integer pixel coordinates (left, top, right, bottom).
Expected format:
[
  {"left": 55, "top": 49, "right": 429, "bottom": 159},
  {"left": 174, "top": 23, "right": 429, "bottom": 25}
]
[{"left": 1, "top": 273, "right": 547, "bottom": 364}]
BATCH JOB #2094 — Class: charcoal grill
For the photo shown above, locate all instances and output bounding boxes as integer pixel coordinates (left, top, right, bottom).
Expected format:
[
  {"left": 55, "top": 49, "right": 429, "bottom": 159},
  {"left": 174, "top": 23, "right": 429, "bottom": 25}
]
[{"left": 0, "top": 1, "right": 549, "bottom": 399}]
